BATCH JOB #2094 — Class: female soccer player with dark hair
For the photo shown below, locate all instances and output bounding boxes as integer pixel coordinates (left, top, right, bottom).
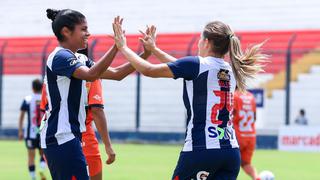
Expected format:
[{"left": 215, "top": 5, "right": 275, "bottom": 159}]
[
  {"left": 41, "top": 9, "right": 129, "bottom": 179},
  {"left": 112, "top": 20, "right": 267, "bottom": 179},
  {"left": 42, "top": 9, "right": 150, "bottom": 179}
]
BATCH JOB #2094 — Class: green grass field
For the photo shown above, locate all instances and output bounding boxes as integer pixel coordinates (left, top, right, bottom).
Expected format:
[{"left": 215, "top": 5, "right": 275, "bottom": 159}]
[{"left": 0, "top": 140, "right": 319, "bottom": 180}]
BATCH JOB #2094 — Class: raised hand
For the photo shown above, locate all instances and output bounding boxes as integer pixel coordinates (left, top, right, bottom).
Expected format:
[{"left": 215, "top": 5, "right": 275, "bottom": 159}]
[
  {"left": 112, "top": 16, "right": 126, "bottom": 49},
  {"left": 139, "top": 25, "right": 157, "bottom": 52}
]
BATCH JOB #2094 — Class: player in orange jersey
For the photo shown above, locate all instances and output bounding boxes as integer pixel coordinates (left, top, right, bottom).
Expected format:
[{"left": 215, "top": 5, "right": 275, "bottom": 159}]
[
  {"left": 233, "top": 88, "right": 259, "bottom": 180},
  {"left": 75, "top": 38, "right": 150, "bottom": 180},
  {"left": 82, "top": 79, "right": 113, "bottom": 180}
]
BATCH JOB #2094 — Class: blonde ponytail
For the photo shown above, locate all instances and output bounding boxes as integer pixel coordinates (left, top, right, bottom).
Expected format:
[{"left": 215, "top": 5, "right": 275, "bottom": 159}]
[
  {"left": 229, "top": 36, "right": 267, "bottom": 91},
  {"left": 202, "top": 21, "right": 268, "bottom": 91}
]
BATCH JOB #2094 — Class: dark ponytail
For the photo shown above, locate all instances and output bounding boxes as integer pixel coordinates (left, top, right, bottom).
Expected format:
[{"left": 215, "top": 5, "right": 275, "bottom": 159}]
[
  {"left": 46, "top": 8, "right": 86, "bottom": 42},
  {"left": 46, "top": 9, "right": 60, "bottom": 22}
]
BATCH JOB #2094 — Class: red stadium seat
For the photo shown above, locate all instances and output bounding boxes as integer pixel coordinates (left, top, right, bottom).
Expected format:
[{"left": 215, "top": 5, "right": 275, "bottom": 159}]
[{"left": 0, "top": 30, "right": 320, "bottom": 75}]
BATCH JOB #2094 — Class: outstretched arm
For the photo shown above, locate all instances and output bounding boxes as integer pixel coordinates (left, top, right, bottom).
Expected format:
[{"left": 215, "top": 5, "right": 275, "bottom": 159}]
[
  {"left": 73, "top": 44, "right": 119, "bottom": 81},
  {"left": 100, "top": 51, "right": 151, "bottom": 80}
]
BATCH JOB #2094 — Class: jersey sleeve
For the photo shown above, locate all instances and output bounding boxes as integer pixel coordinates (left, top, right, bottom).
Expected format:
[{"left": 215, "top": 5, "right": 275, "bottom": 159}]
[
  {"left": 40, "top": 84, "right": 48, "bottom": 111},
  {"left": 52, "top": 49, "right": 83, "bottom": 78},
  {"left": 88, "top": 79, "right": 104, "bottom": 109},
  {"left": 232, "top": 92, "right": 240, "bottom": 122},
  {"left": 167, "top": 56, "right": 200, "bottom": 80},
  {"left": 20, "top": 99, "right": 28, "bottom": 111}
]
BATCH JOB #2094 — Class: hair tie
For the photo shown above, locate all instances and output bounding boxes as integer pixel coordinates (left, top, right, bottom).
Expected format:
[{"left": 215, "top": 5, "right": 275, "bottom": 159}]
[{"left": 229, "top": 34, "right": 234, "bottom": 39}]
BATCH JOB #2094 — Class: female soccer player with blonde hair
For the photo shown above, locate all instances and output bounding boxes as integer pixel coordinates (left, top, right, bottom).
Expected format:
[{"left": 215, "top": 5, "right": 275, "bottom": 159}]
[{"left": 112, "top": 20, "right": 267, "bottom": 179}]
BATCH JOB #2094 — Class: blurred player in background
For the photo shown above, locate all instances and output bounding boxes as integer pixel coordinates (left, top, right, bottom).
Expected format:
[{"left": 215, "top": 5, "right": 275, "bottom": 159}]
[
  {"left": 112, "top": 18, "right": 267, "bottom": 179},
  {"left": 233, "top": 88, "right": 259, "bottom": 180},
  {"left": 18, "top": 79, "right": 47, "bottom": 180}
]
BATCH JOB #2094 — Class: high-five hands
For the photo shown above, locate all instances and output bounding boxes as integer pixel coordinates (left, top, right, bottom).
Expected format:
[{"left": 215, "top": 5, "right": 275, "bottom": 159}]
[
  {"left": 139, "top": 25, "right": 157, "bottom": 52},
  {"left": 112, "top": 16, "right": 126, "bottom": 49}
]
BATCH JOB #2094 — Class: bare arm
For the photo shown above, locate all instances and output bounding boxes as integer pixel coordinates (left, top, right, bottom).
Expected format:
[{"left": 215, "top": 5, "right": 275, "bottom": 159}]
[
  {"left": 73, "top": 44, "right": 118, "bottom": 81},
  {"left": 91, "top": 107, "right": 115, "bottom": 165},
  {"left": 18, "top": 111, "right": 25, "bottom": 140},
  {"left": 150, "top": 47, "right": 177, "bottom": 63},
  {"left": 100, "top": 51, "right": 151, "bottom": 80},
  {"left": 119, "top": 47, "right": 173, "bottom": 78}
]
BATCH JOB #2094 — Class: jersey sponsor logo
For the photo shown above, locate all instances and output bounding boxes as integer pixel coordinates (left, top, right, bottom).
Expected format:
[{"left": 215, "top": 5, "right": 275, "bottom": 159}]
[
  {"left": 208, "top": 126, "right": 235, "bottom": 140},
  {"left": 68, "top": 57, "right": 79, "bottom": 66},
  {"left": 93, "top": 94, "right": 102, "bottom": 101},
  {"left": 196, "top": 171, "right": 209, "bottom": 180}
]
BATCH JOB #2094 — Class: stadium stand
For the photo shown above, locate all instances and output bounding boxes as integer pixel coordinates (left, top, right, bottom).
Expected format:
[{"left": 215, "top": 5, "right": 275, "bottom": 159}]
[{"left": 1, "top": 30, "right": 320, "bottom": 130}]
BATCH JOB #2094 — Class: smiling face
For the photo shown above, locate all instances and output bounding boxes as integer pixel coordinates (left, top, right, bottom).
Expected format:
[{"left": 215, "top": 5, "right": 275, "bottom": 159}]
[
  {"left": 62, "top": 19, "right": 90, "bottom": 51},
  {"left": 70, "top": 20, "right": 90, "bottom": 50}
]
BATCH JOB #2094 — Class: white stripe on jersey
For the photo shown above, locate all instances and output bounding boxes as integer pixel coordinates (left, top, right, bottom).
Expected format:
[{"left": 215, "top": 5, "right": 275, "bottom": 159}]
[
  {"left": 41, "top": 47, "right": 88, "bottom": 148},
  {"left": 40, "top": 120, "right": 48, "bottom": 148},
  {"left": 182, "top": 81, "right": 194, "bottom": 152},
  {"left": 75, "top": 53, "right": 88, "bottom": 132},
  {"left": 206, "top": 69, "right": 222, "bottom": 149},
  {"left": 181, "top": 56, "right": 239, "bottom": 151},
  {"left": 55, "top": 77, "right": 74, "bottom": 144}
]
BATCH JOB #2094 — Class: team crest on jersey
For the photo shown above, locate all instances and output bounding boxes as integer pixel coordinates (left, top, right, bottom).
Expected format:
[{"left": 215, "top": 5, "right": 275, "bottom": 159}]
[
  {"left": 196, "top": 171, "right": 210, "bottom": 180},
  {"left": 217, "top": 69, "right": 230, "bottom": 81}
]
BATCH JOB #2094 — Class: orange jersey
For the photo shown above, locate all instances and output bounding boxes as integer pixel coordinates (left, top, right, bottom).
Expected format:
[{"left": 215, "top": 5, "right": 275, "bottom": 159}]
[
  {"left": 40, "top": 83, "right": 48, "bottom": 112},
  {"left": 82, "top": 79, "right": 104, "bottom": 176},
  {"left": 233, "top": 90, "right": 256, "bottom": 138},
  {"left": 85, "top": 79, "right": 104, "bottom": 127}
]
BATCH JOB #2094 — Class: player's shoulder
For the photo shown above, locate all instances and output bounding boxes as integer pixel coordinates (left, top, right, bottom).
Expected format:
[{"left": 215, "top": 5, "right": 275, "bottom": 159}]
[
  {"left": 47, "top": 47, "right": 76, "bottom": 68},
  {"left": 174, "top": 56, "right": 200, "bottom": 65},
  {"left": 55, "top": 48, "right": 75, "bottom": 58},
  {"left": 31, "top": 93, "right": 42, "bottom": 100},
  {"left": 22, "top": 95, "right": 32, "bottom": 104},
  {"left": 74, "top": 52, "right": 88, "bottom": 62}
]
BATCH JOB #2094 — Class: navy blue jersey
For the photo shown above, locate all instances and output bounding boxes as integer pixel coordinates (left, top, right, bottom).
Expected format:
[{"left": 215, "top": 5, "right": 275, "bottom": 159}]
[
  {"left": 20, "top": 93, "right": 42, "bottom": 139},
  {"left": 167, "top": 56, "right": 239, "bottom": 151},
  {"left": 40, "top": 47, "right": 93, "bottom": 148}
]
